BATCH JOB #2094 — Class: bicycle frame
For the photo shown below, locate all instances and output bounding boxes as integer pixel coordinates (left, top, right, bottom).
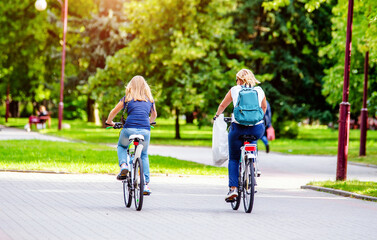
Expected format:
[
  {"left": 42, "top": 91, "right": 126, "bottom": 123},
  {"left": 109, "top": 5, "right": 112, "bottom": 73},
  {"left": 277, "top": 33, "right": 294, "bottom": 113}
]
[
  {"left": 107, "top": 121, "right": 156, "bottom": 211},
  {"left": 239, "top": 143, "right": 258, "bottom": 188},
  {"left": 124, "top": 138, "right": 144, "bottom": 192},
  {"left": 240, "top": 143, "right": 259, "bottom": 175}
]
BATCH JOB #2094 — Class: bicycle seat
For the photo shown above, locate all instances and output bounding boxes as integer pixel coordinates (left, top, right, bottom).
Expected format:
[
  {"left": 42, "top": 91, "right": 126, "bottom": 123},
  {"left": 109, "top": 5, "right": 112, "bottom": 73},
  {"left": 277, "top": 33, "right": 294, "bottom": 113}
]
[
  {"left": 129, "top": 134, "right": 144, "bottom": 141},
  {"left": 239, "top": 135, "right": 257, "bottom": 142}
]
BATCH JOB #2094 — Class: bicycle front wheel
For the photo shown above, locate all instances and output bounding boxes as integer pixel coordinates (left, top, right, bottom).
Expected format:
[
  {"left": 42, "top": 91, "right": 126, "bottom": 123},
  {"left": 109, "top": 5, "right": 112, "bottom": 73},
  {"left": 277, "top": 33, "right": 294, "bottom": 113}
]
[
  {"left": 123, "top": 177, "right": 132, "bottom": 208},
  {"left": 133, "top": 158, "right": 144, "bottom": 211},
  {"left": 243, "top": 158, "right": 255, "bottom": 213},
  {"left": 231, "top": 191, "right": 241, "bottom": 210}
]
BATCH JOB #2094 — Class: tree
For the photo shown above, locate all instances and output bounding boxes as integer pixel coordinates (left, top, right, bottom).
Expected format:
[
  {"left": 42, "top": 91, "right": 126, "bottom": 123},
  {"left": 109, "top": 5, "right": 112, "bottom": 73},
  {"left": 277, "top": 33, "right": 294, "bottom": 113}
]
[
  {"left": 67, "top": 0, "right": 131, "bottom": 122},
  {"left": 321, "top": 0, "right": 377, "bottom": 118},
  {"left": 0, "top": 0, "right": 96, "bottom": 118},
  {"left": 232, "top": 0, "right": 336, "bottom": 136},
  {"left": 89, "top": 0, "right": 248, "bottom": 138},
  {"left": 0, "top": 0, "right": 53, "bottom": 115}
]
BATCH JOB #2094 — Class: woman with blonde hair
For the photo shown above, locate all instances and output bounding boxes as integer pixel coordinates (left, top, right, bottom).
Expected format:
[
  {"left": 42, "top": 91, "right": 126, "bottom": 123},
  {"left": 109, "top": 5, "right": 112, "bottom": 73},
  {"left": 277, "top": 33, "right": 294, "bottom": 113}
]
[
  {"left": 214, "top": 69, "right": 267, "bottom": 201},
  {"left": 106, "top": 75, "right": 157, "bottom": 195}
]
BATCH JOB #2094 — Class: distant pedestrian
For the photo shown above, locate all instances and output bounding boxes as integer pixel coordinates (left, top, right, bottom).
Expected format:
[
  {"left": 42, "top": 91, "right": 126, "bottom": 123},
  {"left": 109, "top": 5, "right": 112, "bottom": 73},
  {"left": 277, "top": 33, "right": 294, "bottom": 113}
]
[{"left": 260, "top": 100, "right": 271, "bottom": 153}]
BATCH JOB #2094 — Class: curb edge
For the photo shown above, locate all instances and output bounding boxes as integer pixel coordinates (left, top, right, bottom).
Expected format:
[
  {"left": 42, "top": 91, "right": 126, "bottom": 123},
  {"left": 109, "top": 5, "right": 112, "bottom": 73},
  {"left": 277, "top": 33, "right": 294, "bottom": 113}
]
[{"left": 301, "top": 185, "right": 377, "bottom": 202}]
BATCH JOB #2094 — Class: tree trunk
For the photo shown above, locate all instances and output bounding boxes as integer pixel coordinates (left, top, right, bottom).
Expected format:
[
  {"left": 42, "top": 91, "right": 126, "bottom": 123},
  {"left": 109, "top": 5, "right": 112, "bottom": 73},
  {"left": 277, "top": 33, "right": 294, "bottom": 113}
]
[
  {"left": 185, "top": 112, "right": 194, "bottom": 124},
  {"left": 87, "top": 96, "right": 96, "bottom": 122},
  {"left": 101, "top": 115, "right": 107, "bottom": 128},
  {"left": 175, "top": 108, "right": 181, "bottom": 139},
  {"left": 9, "top": 101, "right": 19, "bottom": 117},
  {"left": 5, "top": 84, "right": 9, "bottom": 122}
]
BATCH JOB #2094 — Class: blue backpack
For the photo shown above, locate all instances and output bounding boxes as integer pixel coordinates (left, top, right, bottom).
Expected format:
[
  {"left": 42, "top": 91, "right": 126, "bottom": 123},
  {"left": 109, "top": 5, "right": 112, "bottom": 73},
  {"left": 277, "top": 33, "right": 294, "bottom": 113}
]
[{"left": 234, "top": 86, "right": 264, "bottom": 125}]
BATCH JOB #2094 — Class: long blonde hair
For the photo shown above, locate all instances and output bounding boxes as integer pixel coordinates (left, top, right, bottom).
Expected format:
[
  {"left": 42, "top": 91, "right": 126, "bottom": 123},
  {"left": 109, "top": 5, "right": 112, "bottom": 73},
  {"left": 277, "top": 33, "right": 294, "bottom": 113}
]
[
  {"left": 125, "top": 75, "right": 154, "bottom": 103},
  {"left": 236, "top": 69, "right": 260, "bottom": 87}
]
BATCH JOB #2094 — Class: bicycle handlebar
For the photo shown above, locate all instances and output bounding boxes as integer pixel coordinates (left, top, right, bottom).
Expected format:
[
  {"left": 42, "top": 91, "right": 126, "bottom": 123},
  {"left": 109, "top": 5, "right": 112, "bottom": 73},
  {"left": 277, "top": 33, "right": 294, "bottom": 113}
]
[
  {"left": 223, "top": 117, "right": 232, "bottom": 123},
  {"left": 105, "top": 122, "right": 157, "bottom": 129},
  {"left": 105, "top": 122, "right": 123, "bottom": 129}
]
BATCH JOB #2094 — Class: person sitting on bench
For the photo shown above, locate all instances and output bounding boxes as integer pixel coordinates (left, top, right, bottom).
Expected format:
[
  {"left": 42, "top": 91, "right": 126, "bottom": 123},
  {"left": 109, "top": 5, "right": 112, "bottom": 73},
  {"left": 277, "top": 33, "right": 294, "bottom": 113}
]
[{"left": 28, "top": 105, "right": 51, "bottom": 130}]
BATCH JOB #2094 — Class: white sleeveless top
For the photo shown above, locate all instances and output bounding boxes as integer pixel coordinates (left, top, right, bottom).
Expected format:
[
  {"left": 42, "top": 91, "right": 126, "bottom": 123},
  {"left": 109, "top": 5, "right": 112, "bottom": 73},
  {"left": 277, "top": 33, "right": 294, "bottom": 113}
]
[{"left": 230, "top": 85, "right": 265, "bottom": 125}]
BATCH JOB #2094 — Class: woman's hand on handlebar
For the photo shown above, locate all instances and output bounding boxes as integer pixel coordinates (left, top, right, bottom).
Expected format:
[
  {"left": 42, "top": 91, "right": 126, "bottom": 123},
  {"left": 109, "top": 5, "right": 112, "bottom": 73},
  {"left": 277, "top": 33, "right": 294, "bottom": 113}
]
[{"left": 105, "top": 121, "right": 115, "bottom": 127}]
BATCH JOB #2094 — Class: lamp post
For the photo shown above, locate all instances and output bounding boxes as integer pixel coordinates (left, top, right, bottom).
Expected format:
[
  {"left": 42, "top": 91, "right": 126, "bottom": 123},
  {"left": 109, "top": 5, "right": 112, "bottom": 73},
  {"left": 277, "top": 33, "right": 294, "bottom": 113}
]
[
  {"left": 5, "top": 84, "right": 9, "bottom": 122},
  {"left": 336, "top": 0, "right": 354, "bottom": 181},
  {"left": 359, "top": 51, "right": 369, "bottom": 156},
  {"left": 35, "top": 0, "right": 68, "bottom": 130}
]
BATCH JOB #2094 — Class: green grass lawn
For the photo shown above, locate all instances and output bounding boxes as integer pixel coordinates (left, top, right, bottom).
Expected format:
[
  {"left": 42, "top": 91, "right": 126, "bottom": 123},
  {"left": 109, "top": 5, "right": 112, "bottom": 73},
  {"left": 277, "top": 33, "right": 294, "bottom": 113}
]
[
  {"left": 0, "top": 140, "right": 227, "bottom": 176},
  {"left": 2, "top": 117, "right": 377, "bottom": 165},
  {"left": 308, "top": 180, "right": 377, "bottom": 198}
]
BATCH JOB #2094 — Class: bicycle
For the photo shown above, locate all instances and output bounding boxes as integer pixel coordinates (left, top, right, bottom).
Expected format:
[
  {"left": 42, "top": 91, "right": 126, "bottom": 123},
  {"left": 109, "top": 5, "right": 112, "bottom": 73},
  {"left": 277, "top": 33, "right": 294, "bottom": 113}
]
[
  {"left": 224, "top": 117, "right": 261, "bottom": 213},
  {"left": 106, "top": 122, "right": 156, "bottom": 211}
]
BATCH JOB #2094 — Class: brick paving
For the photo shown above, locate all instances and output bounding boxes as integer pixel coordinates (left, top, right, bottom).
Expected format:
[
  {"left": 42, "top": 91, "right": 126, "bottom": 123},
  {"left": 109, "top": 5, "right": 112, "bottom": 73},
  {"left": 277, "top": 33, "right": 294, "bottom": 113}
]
[
  {"left": 1, "top": 126, "right": 377, "bottom": 239},
  {"left": 1, "top": 171, "right": 377, "bottom": 240}
]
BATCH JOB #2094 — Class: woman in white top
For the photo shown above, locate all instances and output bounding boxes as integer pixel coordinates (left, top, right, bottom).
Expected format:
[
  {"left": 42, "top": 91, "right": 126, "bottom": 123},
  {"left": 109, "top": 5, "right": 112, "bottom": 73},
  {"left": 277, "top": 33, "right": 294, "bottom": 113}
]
[{"left": 214, "top": 69, "right": 267, "bottom": 202}]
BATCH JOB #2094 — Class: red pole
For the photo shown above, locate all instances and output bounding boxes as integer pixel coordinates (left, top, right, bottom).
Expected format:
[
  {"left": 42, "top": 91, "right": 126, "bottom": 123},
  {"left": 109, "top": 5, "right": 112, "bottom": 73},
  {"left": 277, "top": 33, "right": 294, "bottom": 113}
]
[
  {"left": 336, "top": 0, "right": 354, "bottom": 181},
  {"left": 359, "top": 51, "right": 369, "bottom": 156},
  {"left": 5, "top": 84, "right": 9, "bottom": 122},
  {"left": 58, "top": 0, "right": 68, "bottom": 130}
]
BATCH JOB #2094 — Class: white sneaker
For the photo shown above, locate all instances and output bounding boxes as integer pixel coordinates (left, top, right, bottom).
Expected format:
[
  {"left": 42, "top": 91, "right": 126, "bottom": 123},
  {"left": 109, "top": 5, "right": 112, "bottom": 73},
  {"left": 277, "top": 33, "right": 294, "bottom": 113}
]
[
  {"left": 116, "top": 164, "right": 129, "bottom": 180},
  {"left": 143, "top": 184, "right": 152, "bottom": 195},
  {"left": 225, "top": 188, "right": 238, "bottom": 202}
]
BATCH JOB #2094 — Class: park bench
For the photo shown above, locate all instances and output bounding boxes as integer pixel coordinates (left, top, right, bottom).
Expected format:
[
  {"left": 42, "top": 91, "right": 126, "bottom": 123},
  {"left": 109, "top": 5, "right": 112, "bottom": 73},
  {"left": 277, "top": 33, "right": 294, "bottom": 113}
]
[{"left": 28, "top": 114, "right": 51, "bottom": 130}]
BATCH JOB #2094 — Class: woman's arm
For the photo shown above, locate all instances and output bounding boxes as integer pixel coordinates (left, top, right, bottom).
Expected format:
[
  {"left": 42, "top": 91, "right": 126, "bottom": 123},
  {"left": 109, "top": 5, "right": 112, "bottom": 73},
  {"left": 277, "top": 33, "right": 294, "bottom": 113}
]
[
  {"left": 150, "top": 104, "right": 157, "bottom": 123},
  {"left": 215, "top": 90, "right": 232, "bottom": 118},
  {"left": 261, "top": 97, "right": 267, "bottom": 114},
  {"left": 105, "top": 101, "right": 124, "bottom": 126}
]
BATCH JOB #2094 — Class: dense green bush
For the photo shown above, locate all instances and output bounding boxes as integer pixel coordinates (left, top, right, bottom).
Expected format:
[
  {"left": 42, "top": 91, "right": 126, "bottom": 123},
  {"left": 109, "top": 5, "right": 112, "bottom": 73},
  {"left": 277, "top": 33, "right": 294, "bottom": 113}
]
[{"left": 277, "top": 121, "right": 299, "bottom": 139}]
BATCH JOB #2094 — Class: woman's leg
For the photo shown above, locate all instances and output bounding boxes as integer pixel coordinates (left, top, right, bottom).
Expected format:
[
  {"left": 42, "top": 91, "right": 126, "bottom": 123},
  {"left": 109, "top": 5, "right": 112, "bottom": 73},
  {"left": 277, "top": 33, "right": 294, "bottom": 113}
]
[
  {"left": 118, "top": 128, "right": 151, "bottom": 183},
  {"left": 117, "top": 128, "right": 131, "bottom": 166},
  {"left": 138, "top": 129, "right": 151, "bottom": 184},
  {"left": 228, "top": 123, "right": 265, "bottom": 188},
  {"left": 247, "top": 124, "right": 265, "bottom": 145},
  {"left": 228, "top": 123, "right": 243, "bottom": 188}
]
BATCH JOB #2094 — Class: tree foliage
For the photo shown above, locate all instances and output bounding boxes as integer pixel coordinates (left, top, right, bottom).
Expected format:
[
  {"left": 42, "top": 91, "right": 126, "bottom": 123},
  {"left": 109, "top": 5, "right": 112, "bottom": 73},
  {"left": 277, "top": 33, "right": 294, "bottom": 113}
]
[
  {"left": 233, "top": 0, "right": 336, "bottom": 131},
  {"left": 321, "top": 0, "right": 377, "bottom": 118},
  {"left": 89, "top": 0, "right": 248, "bottom": 137},
  {"left": 0, "top": 0, "right": 53, "bottom": 103},
  {"left": 0, "top": 0, "right": 96, "bottom": 118}
]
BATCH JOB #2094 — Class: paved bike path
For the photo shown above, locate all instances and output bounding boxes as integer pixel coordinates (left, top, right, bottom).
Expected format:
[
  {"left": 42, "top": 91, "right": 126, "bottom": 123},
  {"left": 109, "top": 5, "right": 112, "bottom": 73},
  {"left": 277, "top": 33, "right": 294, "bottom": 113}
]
[
  {"left": 1, "top": 171, "right": 377, "bottom": 240},
  {"left": 0, "top": 125, "right": 70, "bottom": 142},
  {"left": 1, "top": 126, "right": 377, "bottom": 239}
]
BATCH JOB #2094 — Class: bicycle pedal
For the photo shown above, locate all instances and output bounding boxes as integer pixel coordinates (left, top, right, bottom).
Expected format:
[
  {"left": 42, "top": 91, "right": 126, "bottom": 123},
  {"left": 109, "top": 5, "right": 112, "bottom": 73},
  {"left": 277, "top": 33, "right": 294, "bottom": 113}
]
[
  {"left": 116, "top": 175, "right": 128, "bottom": 181},
  {"left": 254, "top": 190, "right": 258, "bottom": 193},
  {"left": 225, "top": 198, "right": 236, "bottom": 203},
  {"left": 143, "top": 192, "right": 151, "bottom": 196}
]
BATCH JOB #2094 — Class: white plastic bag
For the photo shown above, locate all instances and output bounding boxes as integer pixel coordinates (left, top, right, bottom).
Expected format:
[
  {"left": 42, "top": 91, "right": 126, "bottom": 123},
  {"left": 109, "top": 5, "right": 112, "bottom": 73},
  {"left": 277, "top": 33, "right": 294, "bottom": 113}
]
[{"left": 212, "top": 114, "right": 229, "bottom": 166}]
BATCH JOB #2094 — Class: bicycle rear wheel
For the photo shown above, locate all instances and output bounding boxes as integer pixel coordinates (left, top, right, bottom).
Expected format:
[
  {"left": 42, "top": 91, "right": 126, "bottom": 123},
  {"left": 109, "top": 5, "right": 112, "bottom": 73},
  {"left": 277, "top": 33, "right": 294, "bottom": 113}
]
[
  {"left": 122, "top": 176, "right": 132, "bottom": 208},
  {"left": 243, "top": 158, "right": 255, "bottom": 213},
  {"left": 133, "top": 158, "right": 144, "bottom": 211}
]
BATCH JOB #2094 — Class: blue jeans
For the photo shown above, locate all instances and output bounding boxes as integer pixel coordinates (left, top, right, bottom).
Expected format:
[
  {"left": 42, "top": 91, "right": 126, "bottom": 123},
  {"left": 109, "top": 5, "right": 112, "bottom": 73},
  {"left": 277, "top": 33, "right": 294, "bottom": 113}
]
[
  {"left": 260, "top": 135, "right": 268, "bottom": 147},
  {"left": 117, "top": 128, "right": 151, "bottom": 183},
  {"left": 228, "top": 123, "right": 265, "bottom": 187}
]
